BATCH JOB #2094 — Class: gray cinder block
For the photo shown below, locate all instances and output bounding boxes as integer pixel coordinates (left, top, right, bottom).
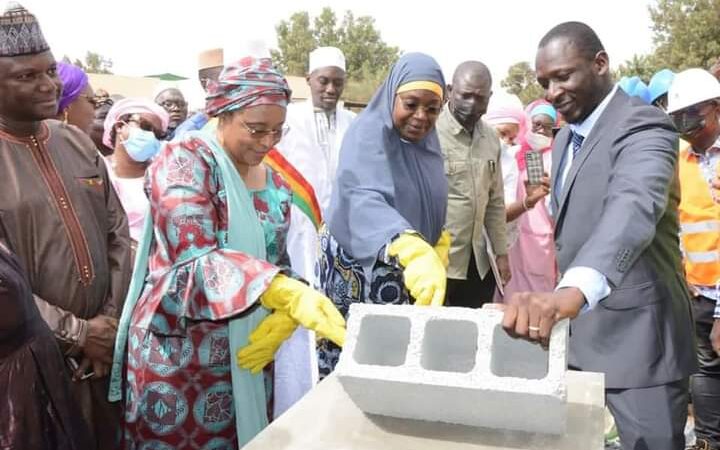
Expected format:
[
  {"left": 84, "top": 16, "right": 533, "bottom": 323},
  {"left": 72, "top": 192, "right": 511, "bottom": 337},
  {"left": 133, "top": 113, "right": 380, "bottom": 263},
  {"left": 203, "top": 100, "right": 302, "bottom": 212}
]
[{"left": 336, "top": 304, "right": 569, "bottom": 435}]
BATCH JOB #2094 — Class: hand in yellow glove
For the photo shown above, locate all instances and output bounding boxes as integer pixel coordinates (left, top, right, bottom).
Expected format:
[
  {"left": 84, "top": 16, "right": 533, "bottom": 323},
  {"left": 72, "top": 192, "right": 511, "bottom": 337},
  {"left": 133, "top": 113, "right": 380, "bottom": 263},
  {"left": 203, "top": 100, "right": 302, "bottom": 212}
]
[
  {"left": 388, "top": 232, "right": 447, "bottom": 306},
  {"left": 237, "top": 310, "right": 297, "bottom": 374},
  {"left": 434, "top": 230, "right": 451, "bottom": 269},
  {"left": 261, "top": 274, "right": 346, "bottom": 347}
]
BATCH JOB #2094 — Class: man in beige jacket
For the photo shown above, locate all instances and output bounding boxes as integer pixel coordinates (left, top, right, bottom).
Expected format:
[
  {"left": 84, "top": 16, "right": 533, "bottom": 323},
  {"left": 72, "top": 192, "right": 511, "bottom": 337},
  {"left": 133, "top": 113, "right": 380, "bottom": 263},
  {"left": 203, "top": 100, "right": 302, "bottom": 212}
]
[{"left": 437, "top": 61, "right": 510, "bottom": 308}]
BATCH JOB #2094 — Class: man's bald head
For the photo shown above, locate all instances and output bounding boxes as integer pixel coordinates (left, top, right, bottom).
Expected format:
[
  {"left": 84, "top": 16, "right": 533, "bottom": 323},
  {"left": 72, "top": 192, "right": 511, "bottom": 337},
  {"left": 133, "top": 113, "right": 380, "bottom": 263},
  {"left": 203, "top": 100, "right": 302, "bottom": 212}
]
[
  {"left": 448, "top": 61, "right": 493, "bottom": 131},
  {"left": 452, "top": 61, "right": 492, "bottom": 86}
]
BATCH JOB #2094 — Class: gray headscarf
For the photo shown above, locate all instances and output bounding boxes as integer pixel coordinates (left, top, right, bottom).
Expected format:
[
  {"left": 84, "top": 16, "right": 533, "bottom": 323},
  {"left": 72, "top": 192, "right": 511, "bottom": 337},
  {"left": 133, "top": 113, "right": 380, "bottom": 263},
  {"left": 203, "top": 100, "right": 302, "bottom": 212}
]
[{"left": 327, "top": 52, "right": 448, "bottom": 274}]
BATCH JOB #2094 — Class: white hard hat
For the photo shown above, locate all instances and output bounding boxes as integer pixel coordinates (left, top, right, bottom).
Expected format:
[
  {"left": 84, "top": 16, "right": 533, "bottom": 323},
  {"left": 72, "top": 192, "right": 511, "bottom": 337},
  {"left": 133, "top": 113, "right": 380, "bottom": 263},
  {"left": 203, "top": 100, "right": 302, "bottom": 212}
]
[{"left": 667, "top": 68, "right": 720, "bottom": 114}]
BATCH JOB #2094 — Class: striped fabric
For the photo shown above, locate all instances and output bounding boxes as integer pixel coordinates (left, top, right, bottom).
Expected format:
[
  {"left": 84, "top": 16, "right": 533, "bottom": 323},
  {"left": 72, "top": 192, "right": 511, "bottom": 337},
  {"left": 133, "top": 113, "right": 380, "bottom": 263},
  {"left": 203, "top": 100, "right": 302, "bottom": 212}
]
[{"left": 264, "top": 148, "right": 322, "bottom": 230}]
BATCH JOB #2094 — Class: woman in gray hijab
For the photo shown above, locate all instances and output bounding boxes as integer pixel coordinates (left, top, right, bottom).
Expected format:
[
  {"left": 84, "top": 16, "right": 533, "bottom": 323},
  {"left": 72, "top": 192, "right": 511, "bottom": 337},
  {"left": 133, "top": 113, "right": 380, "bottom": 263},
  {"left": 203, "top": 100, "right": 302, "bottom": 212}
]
[{"left": 317, "top": 53, "right": 450, "bottom": 377}]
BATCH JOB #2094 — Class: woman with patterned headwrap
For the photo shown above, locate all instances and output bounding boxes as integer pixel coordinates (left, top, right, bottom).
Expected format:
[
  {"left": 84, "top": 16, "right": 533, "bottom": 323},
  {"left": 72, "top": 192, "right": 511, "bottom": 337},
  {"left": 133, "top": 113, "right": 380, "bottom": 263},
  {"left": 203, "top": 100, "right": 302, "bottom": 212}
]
[{"left": 109, "top": 56, "right": 346, "bottom": 448}]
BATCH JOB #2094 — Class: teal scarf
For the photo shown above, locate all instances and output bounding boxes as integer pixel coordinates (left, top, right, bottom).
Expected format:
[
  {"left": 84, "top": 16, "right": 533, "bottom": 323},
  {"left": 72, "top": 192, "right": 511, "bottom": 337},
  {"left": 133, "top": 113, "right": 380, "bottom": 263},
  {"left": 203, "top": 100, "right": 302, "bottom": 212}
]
[{"left": 109, "top": 130, "right": 275, "bottom": 446}]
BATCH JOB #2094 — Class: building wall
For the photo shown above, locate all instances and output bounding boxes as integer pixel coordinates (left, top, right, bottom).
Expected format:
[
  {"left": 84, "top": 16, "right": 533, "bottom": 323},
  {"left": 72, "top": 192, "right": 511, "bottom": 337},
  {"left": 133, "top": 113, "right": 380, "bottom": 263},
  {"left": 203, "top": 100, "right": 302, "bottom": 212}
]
[{"left": 87, "top": 73, "right": 311, "bottom": 109}]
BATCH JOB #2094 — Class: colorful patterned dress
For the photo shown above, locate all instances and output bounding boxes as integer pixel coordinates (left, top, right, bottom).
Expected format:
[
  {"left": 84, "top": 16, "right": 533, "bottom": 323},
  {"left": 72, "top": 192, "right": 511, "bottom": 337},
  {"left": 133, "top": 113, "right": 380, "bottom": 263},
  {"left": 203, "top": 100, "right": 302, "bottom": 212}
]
[{"left": 121, "top": 136, "right": 292, "bottom": 450}]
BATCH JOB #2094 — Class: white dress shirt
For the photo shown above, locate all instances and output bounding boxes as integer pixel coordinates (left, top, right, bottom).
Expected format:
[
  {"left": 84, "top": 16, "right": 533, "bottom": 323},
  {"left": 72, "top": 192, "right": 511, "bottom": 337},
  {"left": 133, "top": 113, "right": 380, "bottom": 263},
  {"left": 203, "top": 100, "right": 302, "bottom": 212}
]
[{"left": 555, "top": 86, "right": 618, "bottom": 310}]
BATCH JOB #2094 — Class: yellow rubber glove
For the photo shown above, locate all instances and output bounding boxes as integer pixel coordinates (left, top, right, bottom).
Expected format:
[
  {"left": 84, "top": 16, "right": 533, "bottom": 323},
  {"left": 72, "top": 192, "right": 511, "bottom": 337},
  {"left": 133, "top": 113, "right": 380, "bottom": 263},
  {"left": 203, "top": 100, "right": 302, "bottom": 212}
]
[
  {"left": 261, "top": 274, "right": 346, "bottom": 347},
  {"left": 433, "top": 230, "right": 451, "bottom": 269},
  {"left": 388, "top": 233, "right": 447, "bottom": 306},
  {"left": 237, "top": 310, "right": 297, "bottom": 374}
]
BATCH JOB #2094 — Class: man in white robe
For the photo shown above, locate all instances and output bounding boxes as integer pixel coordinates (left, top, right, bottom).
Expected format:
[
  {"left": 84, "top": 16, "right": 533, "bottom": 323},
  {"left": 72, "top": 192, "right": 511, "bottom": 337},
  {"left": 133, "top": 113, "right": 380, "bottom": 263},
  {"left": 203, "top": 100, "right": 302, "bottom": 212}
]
[
  {"left": 277, "top": 46, "right": 356, "bottom": 280},
  {"left": 273, "top": 46, "right": 356, "bottom": 416}
]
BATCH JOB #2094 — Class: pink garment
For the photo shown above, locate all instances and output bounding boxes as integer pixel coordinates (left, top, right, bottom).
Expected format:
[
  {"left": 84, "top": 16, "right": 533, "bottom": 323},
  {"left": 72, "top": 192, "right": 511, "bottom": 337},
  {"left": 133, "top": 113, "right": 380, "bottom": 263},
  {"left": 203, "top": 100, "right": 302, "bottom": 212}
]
[
  {"left": 500, "top": 152, "right": 557, "bottom": 299},
  {"left": 484, "top": 105, "right": 526, "bottom": 129},
  {"left": 516, "top": 99, "right": 556, "bottom": 171},
  {"left": 108, "top": 173, "right": 148, "bottom": 243}
]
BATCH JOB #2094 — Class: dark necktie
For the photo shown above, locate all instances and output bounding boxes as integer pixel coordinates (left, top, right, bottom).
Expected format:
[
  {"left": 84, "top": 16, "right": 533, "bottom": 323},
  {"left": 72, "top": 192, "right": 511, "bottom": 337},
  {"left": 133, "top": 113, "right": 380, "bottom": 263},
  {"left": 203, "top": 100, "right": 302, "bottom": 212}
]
[{"left": 571, "top": 131, "right": 585, "bottom": 158}]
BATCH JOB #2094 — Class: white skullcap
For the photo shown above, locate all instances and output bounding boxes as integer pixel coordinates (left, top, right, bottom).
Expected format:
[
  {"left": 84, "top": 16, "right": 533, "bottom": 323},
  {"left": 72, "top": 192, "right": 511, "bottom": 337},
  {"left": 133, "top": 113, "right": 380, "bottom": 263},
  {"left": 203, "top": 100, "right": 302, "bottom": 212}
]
[{"left": 309, "top": 46, "right": 346, "bottom": 73}]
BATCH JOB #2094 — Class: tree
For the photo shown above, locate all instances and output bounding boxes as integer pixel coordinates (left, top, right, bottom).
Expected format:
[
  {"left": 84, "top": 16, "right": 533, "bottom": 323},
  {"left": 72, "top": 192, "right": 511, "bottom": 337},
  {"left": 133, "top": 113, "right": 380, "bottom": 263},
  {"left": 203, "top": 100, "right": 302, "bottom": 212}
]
[
  {"left": 617, "top": 0, "right": 720, "bottom": 76},
  {"left": 649, "top": 0, "right": 720, "bottom": 70},
  {"left": 272, "top": 7, "right": 400, "bottom": 82},
  {"left": 500, "top": 62, "right": 545, "bottom": 106},
  {"left": 60, "top": 55, "right": 86, "bottom": 70},
  {"left": 83, "top": 51, "right": 113, "bottom": 74},
  {"left": 614, "top": 54, "right": 661, "bottom": 82},
  {"left": 342, "top": 67, "right": 386, "bottom": 104},
  {"left": 339, "top": 11, "right": 399, "bottom": 82},
  {"left": 313, "top": 7, "right": 340, "bottom": 48},
  {"left": 271, "top": 12, "right": 316, "bottom": 76}
]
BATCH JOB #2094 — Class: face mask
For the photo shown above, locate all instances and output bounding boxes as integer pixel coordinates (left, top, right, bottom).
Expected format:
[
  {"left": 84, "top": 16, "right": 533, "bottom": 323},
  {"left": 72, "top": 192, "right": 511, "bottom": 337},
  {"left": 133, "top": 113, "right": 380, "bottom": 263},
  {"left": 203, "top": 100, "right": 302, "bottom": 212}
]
[
  {"left": 525, "top": 131, "right": 553, "bottom": 150},
  {"left": 123, "top": 126, "right": 162, "bottom": 162},
  {"left": 672, "top": 113, "right": 706, "bottom": 136},
  {"left": 450, "top": 101, "right": 476, "bottom": 122}
]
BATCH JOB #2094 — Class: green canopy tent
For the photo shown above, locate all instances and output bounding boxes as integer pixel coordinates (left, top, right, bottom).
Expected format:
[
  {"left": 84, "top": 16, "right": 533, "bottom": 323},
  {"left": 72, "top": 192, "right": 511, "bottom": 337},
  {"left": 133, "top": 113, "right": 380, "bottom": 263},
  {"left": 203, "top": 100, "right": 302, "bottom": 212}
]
[{"left": 145, "top": 73, "right": 189, "bottom": 81}]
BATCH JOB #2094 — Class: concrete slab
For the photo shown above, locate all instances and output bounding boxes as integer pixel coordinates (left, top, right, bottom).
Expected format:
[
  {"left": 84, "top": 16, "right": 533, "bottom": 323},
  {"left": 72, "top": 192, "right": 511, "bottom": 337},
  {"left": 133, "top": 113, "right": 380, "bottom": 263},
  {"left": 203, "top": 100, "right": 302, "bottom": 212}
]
[
  {"left": 244, "top": 370, "right": 606, "bottom": 450},
  {"left": 335, "top": 304, "right": 569, "bottom": 434}
]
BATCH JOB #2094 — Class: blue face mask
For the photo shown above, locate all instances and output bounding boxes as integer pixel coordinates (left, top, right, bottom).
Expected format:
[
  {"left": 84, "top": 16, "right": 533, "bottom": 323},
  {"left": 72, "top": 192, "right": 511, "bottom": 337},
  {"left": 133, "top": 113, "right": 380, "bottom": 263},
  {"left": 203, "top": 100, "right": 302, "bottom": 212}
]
[{"left": 123, "top": 126, "right": 162, "bottom": 162}]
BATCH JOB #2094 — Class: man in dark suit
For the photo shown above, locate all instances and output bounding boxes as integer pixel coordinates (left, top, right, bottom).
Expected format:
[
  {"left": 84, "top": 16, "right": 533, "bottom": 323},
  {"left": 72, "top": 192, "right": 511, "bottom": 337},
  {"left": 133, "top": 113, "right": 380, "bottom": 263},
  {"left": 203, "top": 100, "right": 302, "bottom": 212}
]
[{"left": 501, "top": 22, "right": 697, "bottom": 449}]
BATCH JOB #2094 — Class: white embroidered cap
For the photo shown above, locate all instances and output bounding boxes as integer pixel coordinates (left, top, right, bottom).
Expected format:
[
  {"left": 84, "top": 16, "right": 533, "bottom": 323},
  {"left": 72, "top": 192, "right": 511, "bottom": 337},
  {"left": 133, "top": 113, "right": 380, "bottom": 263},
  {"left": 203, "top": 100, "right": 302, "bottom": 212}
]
[{"left": 309, "top": 46, "right": 346, "bottom": 73}]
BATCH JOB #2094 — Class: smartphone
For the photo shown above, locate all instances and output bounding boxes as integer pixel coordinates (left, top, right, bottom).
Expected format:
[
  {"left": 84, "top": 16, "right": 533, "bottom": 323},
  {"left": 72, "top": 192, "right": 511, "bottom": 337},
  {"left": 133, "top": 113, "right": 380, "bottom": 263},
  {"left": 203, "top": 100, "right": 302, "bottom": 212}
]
[{"left": 525, "top": 151, "right": 544, "bottom": 186}]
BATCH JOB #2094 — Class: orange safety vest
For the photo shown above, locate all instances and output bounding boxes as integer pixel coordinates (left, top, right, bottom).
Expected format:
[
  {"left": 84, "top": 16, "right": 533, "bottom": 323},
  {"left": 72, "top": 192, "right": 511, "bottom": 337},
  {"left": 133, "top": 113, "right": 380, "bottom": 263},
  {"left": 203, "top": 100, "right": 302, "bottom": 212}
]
[{"left": 678, "top": 142, "right": 720, "bottom": 286}]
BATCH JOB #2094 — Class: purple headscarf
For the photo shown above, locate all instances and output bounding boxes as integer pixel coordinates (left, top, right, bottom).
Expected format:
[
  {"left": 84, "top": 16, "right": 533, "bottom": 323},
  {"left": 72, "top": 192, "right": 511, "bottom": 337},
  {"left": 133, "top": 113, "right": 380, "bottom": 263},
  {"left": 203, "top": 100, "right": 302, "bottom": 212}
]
[{"left": 57, "top": 62, "right": 89, "bottom": 112}]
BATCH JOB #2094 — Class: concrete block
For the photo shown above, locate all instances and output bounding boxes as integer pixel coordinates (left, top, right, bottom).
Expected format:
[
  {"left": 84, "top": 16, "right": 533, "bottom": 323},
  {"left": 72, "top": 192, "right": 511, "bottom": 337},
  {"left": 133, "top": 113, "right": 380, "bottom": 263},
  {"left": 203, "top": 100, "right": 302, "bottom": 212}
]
[{"left": 336, "top": 304, "right": 569, "bottom": 435}]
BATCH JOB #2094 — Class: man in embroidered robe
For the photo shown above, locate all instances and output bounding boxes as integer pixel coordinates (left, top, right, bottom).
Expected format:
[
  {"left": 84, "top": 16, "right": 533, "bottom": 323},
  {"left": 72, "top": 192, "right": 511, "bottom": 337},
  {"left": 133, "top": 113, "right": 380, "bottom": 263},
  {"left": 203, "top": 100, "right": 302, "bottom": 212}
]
[{"left": 0, "top": 3, "right": 132, "bottom": 448}]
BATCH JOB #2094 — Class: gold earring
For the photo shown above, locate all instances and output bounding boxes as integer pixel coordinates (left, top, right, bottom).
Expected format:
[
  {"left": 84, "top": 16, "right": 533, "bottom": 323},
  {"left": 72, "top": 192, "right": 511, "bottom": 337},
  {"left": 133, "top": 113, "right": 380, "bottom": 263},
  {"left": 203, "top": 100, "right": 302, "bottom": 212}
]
[{"left": 62, "top": 109, "right": 69, "bottom": 124}]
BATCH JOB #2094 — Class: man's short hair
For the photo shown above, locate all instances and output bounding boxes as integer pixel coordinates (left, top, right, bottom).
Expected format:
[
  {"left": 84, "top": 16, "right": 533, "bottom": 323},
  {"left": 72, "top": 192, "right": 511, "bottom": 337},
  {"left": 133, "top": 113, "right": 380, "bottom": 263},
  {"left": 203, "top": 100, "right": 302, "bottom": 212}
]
[{"left": 538, "top": 21, "right": 605, "bottom": 61}]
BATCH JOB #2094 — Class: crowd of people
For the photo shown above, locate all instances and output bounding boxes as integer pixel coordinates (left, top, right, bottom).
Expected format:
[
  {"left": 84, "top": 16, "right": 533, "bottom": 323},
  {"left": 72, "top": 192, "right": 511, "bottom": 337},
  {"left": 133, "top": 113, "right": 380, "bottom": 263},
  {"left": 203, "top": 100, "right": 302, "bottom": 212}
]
[{"left": 1, "top": 2, "right": 719, "bottom": 450}]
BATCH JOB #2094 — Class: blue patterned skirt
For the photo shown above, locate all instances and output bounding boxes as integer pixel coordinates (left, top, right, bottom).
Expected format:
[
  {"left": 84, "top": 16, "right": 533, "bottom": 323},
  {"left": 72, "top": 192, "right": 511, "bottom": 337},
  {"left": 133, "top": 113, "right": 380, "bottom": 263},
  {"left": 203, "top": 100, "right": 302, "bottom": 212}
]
[{"left": 315, "top": 226, "right": 410, "bottom": 378}]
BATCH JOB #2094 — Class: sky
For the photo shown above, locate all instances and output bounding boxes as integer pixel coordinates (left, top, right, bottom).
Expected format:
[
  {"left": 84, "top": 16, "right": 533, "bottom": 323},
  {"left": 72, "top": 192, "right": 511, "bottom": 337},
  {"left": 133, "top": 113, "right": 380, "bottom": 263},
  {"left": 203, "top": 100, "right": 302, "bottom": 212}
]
[{"left": 22, "top": 0, "right": 658, "bottom": 102}]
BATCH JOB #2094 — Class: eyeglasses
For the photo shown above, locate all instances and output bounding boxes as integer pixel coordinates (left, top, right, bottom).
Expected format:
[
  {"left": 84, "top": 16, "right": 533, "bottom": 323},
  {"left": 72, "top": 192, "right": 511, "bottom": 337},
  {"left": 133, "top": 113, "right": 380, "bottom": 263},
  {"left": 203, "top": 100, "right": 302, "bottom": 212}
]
[
  {"left": 531, "top": 122, "right": 553, "bottom": 135},
  {"left": 676, "top": 101, "right": 715, "bottom": 118},
  {"left": 159, "top": 100, "right": 188, "bottom": 111},
  {"left": 93, "top": 96, "right": 113, "bottom": 109},
  {"left": 670, "top": 101, "right": 716, "bottom": 135},
  {"left": 77, "top": 94, "right": 98, "bottom": 108},
  {"left": 237, "top": 117, "right": 289, "bottom": 141},
  {"left": 126, "top": 118, "right": 166, "bottom": 140},
  {"left": 396, "top": 95, "right": 442, "bottom": 116}
]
